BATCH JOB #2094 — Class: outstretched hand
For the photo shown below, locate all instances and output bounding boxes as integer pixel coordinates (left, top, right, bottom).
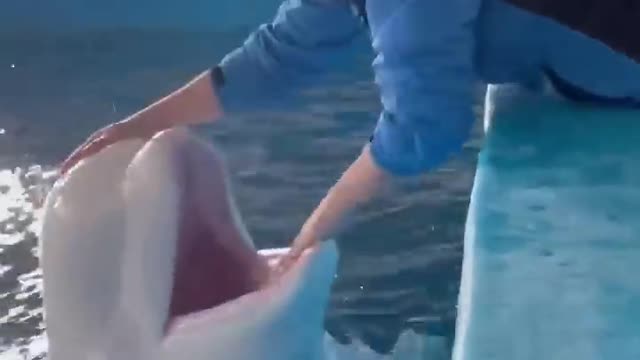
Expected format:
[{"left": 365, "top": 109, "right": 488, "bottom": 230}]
[
  {"left": 273, "top": 229, "right": 320, "bottom": 276},
  {"left": 273, "top": 146, "right": 387, "bottom": 277},
  {"left": 60, "top": 70, "right": 223, "bottom": 175},
  {"left": 60, "top": 117, "right": 160, "bottom": 175}
]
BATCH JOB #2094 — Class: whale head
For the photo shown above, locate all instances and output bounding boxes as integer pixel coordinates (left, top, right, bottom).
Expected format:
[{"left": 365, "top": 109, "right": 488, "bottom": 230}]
[{"left": 39, "top": 129, "right": 338, "bottom": 360}]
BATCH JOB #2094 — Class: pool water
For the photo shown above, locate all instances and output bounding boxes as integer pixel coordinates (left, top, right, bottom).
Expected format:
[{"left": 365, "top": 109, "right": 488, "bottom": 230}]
[{"left": 0, "top": 30, "right": 485, "bottom": 358}]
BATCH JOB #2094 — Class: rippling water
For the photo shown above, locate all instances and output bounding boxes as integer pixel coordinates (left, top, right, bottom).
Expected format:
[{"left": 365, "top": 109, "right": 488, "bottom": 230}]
[{"left": 0, "top": 31, "right": 485, "bottom": 358}]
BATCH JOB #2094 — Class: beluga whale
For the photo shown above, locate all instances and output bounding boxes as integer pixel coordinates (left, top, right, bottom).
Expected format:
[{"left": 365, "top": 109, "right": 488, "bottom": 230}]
[{"left": 39, "top": 128, "right": 338, "bottom": 360}]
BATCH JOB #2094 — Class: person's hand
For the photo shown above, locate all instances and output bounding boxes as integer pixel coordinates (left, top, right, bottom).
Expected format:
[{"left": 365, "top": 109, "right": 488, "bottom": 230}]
[
  {"left": 60, "top": 116, "right": 160, "bottom": 175},
  {"left": 271, "top": 146, "right": 389, "bottom": 279},
  {"left": 273, "top": 228, "right": 320, "bottom": 276},
  {"left": 60, "top": 70, "right": 223, "bottom": 175}
]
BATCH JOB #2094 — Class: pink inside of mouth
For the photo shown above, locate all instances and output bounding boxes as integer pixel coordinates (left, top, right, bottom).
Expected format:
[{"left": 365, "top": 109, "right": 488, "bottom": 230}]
[
  {"left": 164, "top": 152, "right": 269, "bottom": 331},
  {"left": 166, "top": 209, "right": 263, "bottom": 328}
]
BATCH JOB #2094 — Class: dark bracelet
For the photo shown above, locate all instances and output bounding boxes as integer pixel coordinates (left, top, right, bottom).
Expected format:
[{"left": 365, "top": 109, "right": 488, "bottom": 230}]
[
  {"left": 349, "top": 0, "right": 368, "bottom": 26},
  {"left": 210, "top": 65, "right": 226, "bottom": 90}
]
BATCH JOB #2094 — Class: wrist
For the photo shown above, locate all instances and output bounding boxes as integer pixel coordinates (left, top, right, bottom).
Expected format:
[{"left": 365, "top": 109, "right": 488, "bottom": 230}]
[
  {"left": 182, "top": 70, "right": 224, "bottom": 124},
  {"left": 300, "top": 148, "right": 388, "bottom": 241},
  {"left": 127, "top": 71, "right": 223, "bottom": 133},
  {"left": 298, "top": 223, "right": 321, "bottom": 243},
  {"left": 206, "top": 69, "right": 225, "bottom": 121}
]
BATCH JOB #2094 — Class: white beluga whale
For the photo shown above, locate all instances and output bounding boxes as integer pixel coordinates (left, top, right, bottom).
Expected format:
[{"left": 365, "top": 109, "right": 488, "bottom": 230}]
[{"left": 39, "top": 128, "right": 338, "bottom": 360}]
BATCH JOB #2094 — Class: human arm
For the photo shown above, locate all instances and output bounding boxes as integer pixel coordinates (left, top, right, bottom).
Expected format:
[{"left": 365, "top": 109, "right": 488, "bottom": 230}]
[
  {"left": 215, "top": 0, "right": 364, "bottom": 112},
  {"left": 282, "top": 0, "right": 482, "bottom": 263},
  {"left": 290, "top": 144, "right": 389, "bottom": 255},
  {"left": 60, "top": 72, "right": 221, "bottom": 174},
  {"left": 61, "top": 0, "right": 363, "bottom": 173}
]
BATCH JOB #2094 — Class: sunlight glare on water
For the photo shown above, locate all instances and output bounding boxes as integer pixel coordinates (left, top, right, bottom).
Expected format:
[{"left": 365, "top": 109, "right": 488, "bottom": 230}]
[{"left": 0, "top": 167, "right": 50, "bottom": 359}]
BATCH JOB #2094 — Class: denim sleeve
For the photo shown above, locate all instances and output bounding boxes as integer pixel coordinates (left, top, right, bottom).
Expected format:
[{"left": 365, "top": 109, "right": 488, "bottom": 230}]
[
  {"left": 215, "top": 0, "right": 364, "bottom": 113},
  {"left": 366, "top": 0, "right": 480, "bottom": 177}
]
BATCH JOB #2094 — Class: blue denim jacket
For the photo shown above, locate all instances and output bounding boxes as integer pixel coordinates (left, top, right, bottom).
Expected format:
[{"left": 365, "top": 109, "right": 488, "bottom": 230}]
[{"left": 215, "top": 0, "right": 640, "bottom": 177}]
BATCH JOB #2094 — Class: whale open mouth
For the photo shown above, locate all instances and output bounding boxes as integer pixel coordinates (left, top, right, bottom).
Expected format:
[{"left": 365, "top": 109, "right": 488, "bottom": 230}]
[
  {"left": 167, "top": 203, "right": 263, "bottom": 327},
  {"left": 41, "top": 129, "right": 338, "bottom": 360},
  {"left": 166, "top": 184, "right": 268, "bottom": 329},
  {"left": 152, "top": 131, "right": 312, "bottom": 334}
]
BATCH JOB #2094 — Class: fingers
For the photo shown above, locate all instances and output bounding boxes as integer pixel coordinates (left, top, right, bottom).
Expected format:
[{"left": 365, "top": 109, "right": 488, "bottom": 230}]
[
  {"left": 60, "top": 130, "right": 112, "bottom": 175},
  {"left": 59, "top": 122, "right": 131, "bottom": 175},
  {"left": 271, "top": 230, "right": 322, "bottom": 277},
  {"left": 271, "top": 246, "right": 305, "bottom": 278},
  {"left": 59, "top": 114, "right": 170, "bottom": 175},
  {"left": 271, "top": 253, "right": 296, "bottom": 279}
]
